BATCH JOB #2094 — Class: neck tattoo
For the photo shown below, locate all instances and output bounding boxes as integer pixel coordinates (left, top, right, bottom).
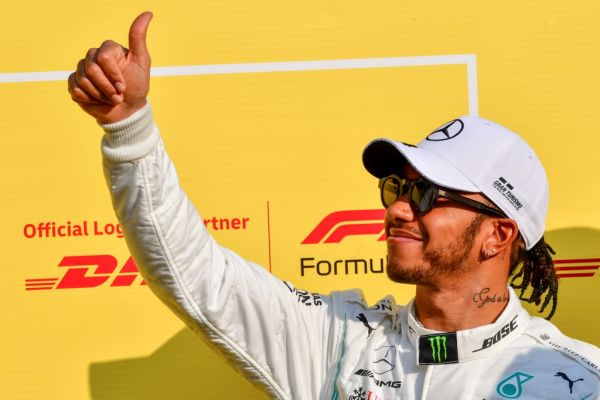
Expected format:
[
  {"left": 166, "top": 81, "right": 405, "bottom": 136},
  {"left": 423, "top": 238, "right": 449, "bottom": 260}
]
[{"left": 472, "top": 288, "right": 509, "bottom": 308}]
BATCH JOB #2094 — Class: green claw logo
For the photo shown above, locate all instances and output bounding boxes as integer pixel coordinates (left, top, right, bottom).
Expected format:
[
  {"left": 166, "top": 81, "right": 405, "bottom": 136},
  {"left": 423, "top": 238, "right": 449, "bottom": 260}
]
[
  {"left": 428, "top": 335, "right": 448, "bottom": 363},
  {"left": 418, "top": 332, "right": 458, "bottom": 364}
]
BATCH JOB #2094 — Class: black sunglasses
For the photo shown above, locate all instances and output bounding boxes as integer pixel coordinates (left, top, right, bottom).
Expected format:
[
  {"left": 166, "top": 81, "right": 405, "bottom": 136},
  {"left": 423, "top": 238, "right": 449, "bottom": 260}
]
[{"left": 378, "top": 175, "right": 506, "bottom": 217}]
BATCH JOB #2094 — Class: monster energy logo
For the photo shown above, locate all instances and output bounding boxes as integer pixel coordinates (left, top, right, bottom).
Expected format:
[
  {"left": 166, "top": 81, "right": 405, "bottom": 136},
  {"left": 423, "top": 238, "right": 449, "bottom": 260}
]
[
  {"left": 418, "top": 333, "right": 459, "bottom": 364},
  {"left": 428, "top": 335, "right": 448, "bottom": 363}
]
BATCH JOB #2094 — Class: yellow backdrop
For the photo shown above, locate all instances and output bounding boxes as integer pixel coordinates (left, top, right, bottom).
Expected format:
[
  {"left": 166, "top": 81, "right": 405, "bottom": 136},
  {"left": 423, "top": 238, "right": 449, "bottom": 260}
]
[{"left": 1, "top": 1, "right": 599, "bottom": 398}]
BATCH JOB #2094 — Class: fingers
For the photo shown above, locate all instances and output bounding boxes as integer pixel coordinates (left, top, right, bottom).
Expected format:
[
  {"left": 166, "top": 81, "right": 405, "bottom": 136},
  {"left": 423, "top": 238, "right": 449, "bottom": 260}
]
[
  {"left": 96, "top": 41, "right": 127, "bottom": 92},
  {"left": 71, "top": 44, "right": 126, "bottom": 105},
  {"left": 128, "top": 11, "right": 153, "bottom": 59},
  {"left": 77, "top": 57, "right": 111, "bottom": 103},
  {"left": 68, "top": 72, "right": 105, "bottom": 105},
  {"left": 83, "top": 42, "right": 123, "bottom": 104}
]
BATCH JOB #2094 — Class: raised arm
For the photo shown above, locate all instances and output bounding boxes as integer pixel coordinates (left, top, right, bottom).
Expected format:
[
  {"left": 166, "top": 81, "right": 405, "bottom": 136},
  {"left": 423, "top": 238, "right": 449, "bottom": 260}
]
[{"left": 68, "top": 13, "right": 345, "bottom": 399}]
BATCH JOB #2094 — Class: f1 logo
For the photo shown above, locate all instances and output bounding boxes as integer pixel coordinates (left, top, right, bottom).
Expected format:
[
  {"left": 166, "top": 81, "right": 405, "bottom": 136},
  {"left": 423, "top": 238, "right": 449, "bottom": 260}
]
[{"left": 301, "top": 209, "right": 386, "bottom": 244}]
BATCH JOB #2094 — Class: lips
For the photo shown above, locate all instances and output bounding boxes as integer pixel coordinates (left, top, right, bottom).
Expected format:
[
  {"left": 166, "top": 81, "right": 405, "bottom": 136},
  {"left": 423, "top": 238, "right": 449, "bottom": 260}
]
[{"left": 387, "top": 226, "right": 423, "bottom": 241}]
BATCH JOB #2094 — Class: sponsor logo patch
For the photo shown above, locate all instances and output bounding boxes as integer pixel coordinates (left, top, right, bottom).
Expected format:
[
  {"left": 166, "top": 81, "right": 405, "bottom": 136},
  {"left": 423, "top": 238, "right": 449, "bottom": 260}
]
[
  {"left": 473, "top": 315, "right": 518, "bottom": 352},
  {"left": 496, "top": 372, "right": 534, "bottom": 399},
  {"left": 418, "top": 333, "right": 459, "bottom": 364},
  {"left": 493, "top": 177, "right": 523, "bottom": 211},
  {"left": 354, "top": 369, "right": 402, "bottom": 389},
  {"left": 373, "top": 346, "right": 396, "bottom": 374},
  {"left": 554, "top": 372, "right": 583, "bottom": 394},
  {"left": 426, "top": 119, "right": 464, "bottom": 141},
  {"left": 357, "top": 313, "right": 375, "bottom": 338}
]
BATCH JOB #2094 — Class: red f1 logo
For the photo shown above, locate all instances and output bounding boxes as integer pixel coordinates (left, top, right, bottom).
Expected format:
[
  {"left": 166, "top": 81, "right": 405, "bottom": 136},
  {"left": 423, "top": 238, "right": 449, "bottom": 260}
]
[{"left": 302, "top": 209, "right": 386, "bottom": 244}]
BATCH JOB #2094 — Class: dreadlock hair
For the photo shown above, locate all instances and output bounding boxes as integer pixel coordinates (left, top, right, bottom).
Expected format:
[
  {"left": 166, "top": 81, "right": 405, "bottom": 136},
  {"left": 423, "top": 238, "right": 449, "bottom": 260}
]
[{"left": 509, "top": 236, "right": 558, "bottom": 320}]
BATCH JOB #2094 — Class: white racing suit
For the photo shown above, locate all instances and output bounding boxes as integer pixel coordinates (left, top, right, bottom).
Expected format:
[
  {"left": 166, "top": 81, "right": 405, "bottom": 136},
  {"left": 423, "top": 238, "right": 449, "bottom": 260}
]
[{"left": 101, "top": 104, "right": 600, "bottom": 400}]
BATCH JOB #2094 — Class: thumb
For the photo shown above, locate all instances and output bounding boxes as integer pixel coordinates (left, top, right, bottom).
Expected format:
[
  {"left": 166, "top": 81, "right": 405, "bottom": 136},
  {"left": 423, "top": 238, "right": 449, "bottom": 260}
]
[{"left": 128, "top": 11, "right": 153, "bottom": 58}]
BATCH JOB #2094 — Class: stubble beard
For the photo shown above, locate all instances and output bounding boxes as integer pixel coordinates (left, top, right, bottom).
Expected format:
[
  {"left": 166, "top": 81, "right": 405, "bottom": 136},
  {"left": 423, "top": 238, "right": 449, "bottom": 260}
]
[{"left": 386, "top": 214, "right": 486, "bottom": 284}]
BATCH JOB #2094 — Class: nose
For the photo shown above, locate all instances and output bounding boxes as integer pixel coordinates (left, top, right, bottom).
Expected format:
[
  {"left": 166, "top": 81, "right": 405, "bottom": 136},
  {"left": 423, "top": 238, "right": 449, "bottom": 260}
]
[{"left": 386, "top": 195, "right": 415, "bottom": 222}]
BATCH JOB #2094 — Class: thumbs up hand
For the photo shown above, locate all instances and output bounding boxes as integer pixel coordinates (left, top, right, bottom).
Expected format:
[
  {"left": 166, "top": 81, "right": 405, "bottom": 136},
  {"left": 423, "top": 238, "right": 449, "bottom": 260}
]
[{"left": 68, "top": 12, "right": 153, "bottom": 124}]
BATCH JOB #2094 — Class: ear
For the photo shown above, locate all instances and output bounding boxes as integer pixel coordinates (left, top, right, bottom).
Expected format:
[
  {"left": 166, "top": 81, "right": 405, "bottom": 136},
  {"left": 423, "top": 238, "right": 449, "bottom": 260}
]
[{"left": 480, "top": 218, "right": 519, "bottom": 259}]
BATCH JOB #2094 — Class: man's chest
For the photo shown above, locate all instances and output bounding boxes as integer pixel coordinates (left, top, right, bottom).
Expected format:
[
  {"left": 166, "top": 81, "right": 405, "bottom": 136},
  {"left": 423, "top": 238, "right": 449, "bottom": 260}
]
[{"left": 333, "top": 312, "right": 596, "bottom": 400}]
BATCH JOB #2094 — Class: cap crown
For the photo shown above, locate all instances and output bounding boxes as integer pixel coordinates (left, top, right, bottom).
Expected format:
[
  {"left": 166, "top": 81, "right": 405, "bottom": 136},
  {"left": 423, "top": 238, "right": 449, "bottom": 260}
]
[{"left": 419, "top": 116, "right": 549, "bottom": 249}]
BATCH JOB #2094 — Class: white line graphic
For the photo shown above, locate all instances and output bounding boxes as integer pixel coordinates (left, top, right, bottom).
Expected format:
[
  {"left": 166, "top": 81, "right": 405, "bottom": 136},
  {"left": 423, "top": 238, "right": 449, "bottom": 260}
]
[{"left": 0, "top": 55, "right": 478, "bottom": 115}]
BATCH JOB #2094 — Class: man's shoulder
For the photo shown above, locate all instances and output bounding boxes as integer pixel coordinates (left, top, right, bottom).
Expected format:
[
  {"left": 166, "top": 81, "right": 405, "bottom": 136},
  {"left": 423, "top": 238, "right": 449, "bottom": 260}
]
[
  {"left": 328, "top": 289, "right": 408, "bottom": 341},
  {"left": 329, "top": 289, "right": 407, "bottom": 314},
  {"left": 523, "top": 316, "right": 600, "bottom": 377}
]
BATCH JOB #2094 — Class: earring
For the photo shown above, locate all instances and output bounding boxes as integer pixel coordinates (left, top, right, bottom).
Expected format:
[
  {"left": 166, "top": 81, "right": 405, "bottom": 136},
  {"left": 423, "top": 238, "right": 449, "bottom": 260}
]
[{"left": 483, "top": 249, "right": 496, "bottom": 259}]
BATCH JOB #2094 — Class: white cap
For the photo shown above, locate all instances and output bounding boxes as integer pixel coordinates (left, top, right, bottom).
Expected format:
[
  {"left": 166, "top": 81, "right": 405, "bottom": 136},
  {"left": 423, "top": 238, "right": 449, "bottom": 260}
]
[{"left": 362, "top": 116, "right": 548, "bottom": 250}]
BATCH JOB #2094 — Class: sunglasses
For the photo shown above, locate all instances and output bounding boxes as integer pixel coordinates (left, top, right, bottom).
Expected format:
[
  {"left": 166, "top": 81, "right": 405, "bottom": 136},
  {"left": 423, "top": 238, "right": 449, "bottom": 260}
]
[{"left": 378, "top": 175, "right": 506, "bottom": 217}]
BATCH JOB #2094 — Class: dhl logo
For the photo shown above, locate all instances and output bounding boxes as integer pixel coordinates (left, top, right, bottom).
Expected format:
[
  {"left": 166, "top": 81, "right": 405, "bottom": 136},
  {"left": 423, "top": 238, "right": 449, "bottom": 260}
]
[{"left": 25, "top": 255, "right": 145, "bottom": 291}]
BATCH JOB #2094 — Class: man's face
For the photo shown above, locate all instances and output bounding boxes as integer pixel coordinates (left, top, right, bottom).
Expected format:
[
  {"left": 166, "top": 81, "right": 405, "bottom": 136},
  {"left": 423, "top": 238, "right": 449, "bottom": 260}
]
[{"left": 384, "top": 164, "right": 488, "bottom": 285}]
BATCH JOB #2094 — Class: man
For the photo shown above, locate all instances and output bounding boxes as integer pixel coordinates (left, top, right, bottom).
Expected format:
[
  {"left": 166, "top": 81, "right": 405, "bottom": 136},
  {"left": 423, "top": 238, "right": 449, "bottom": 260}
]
[{"left": 69, "top": 12, "right": 599, "bottom": 400}]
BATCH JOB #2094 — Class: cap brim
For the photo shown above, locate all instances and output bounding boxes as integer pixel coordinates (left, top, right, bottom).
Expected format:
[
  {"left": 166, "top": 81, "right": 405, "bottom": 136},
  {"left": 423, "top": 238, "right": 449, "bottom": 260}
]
[{"left": 362, "top": 138, "right": 479, "bottom": 192}]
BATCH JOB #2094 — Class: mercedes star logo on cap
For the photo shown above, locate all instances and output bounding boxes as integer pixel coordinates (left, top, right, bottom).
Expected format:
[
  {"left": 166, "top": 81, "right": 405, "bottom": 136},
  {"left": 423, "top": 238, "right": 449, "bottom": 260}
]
[{"left": 426, "top": 119, "right": 464, "bottom": 141}]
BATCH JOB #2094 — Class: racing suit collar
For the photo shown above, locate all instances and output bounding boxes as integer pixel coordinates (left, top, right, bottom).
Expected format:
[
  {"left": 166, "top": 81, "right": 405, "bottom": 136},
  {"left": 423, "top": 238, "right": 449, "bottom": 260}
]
[{"left": 402, "top": 286, "right": 530, "bottom": 365}]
